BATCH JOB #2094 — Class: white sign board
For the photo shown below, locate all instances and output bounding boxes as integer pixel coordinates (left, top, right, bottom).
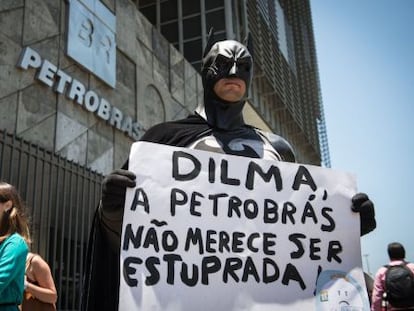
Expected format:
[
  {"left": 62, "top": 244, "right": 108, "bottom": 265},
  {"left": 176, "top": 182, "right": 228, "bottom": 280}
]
[{"left": 119, "top": 142, "right": 370, "bottom": 310}]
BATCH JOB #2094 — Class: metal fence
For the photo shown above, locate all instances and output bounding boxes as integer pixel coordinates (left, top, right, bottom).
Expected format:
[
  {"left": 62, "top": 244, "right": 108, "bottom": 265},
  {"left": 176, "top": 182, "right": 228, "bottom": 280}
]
[{"left": 0, "top": 129, "right": 103, "bottom": 311}]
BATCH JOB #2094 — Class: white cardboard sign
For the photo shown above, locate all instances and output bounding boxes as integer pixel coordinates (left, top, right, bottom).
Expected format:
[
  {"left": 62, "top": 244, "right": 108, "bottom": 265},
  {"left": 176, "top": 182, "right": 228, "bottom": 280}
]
[{"left": 119, "top": 142, "right": 370, "bottom": 310}]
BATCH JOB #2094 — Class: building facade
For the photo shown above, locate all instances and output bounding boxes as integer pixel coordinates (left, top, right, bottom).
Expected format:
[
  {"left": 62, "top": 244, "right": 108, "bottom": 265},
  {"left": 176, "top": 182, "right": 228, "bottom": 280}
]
[
  {"left": 0, "top": 0, "right": 329, "bottom": 309},
  {"left": 137, "top": 0, "right": 331, "bottom": 166}
]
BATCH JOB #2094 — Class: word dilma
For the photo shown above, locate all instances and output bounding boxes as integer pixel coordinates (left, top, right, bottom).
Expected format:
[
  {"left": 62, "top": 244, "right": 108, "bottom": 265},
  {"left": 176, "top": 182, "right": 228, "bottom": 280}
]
[
  {"left": 172, "top": 151, "right": 318, "bottom": 191},
  {"left": 122, "top": 254, "right": 310, "bottom": 290}
]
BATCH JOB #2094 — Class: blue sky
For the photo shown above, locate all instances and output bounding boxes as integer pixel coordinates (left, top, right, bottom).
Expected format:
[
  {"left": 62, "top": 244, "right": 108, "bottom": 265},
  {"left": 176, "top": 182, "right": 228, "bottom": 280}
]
[{"left": 310, "top": 0, "right": 414, "bottom": 276}]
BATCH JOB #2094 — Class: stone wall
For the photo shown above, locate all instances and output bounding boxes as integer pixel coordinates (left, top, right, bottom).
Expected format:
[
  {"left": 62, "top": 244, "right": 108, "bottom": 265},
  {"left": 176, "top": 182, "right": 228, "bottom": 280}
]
[{"left": 0, "top": 0, "right": 203, "bottom": 174}]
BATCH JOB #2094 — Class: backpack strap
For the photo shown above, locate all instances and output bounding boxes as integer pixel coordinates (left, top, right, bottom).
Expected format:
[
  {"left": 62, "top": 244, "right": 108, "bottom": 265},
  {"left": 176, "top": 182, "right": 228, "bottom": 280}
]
[
  {"left": 402, "top": 261, "right": 414, "bottom": 277},
  {"left": 25, "top": 253, "right": 38, "bottom": 273},
  {"left": 26, "top": 254, "right": 32, "bottom": 272}
]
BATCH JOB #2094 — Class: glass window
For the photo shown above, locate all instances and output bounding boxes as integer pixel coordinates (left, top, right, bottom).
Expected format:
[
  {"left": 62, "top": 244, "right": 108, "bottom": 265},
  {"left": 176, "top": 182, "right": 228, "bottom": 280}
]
[
  {"left": 183, "top": 16, "right": 201, "bottom": 39},
  {"left": 192, "top": 60, "right": 202, "bottom": 72},
  {"left": 213, "top": 31, "right": 226, "bottom": 41},
  {"left": 139, "top": 0, "right": 157, "bottom": 6},
  {"left": 184, "top": 39, "right": 202, "bottom": 63},
  {"left": 140, "top": 5, "right": 156, "bottom": 25},
  {"left": 182, "top": 0, "right": 200, "bottom": 16},
  {"left": 275, "top": 0, "right": 289, "bottom": 61},
  {"left": 161, "top": 21, "right": 179, "bottom": 43},
  {"left": 205, "top": 0, "right": 224, "bottom": 10},
  {"left": 206, "top": 9, "right": 225, "bottom": 33},
  {"left": 161, "top": 0, "right": 178, "bottom": 22}
]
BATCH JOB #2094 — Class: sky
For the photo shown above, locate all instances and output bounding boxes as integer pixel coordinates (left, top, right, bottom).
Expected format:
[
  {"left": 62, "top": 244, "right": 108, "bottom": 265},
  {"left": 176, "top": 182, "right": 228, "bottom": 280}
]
[{"left": 310, "top": 0, "right": 414, "bottom": 276}]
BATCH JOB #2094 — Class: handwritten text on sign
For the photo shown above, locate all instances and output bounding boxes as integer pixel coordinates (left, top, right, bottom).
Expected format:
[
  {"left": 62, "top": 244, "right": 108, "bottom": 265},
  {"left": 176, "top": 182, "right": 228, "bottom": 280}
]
[{"left": 119, "top": 142, "right": 368, "bottom": 310}]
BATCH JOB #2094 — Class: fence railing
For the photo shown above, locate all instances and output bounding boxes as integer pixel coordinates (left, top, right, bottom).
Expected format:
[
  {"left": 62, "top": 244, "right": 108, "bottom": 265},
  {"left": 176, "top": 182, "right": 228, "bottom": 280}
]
[{"left": 0, "top": 129, "right": 103, "bottom": 311}]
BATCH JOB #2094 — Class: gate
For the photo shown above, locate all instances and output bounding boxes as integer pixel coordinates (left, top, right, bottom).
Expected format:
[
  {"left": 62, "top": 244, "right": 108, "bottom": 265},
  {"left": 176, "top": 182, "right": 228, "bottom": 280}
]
[{"left": 0, "top": 129, "right": 103, "bottom": 311}]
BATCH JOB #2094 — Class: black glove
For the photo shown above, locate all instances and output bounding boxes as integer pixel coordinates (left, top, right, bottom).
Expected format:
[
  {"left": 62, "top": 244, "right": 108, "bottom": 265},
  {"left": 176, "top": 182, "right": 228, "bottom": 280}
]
[
  {"left": 99, "top": 169, "right": 136, "bottom": 250},
  {"left": 351, "top": 192, "right": 376, "bottom": 236},
  {"left": 101, "top": 169, "right": 136, "bottom": 213}
]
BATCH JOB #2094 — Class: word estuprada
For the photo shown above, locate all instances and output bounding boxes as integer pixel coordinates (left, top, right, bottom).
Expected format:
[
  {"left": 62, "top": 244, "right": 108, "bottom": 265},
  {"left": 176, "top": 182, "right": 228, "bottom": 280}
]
[{"left": 16, "top": 47, "right": 142, "bottom": 140}]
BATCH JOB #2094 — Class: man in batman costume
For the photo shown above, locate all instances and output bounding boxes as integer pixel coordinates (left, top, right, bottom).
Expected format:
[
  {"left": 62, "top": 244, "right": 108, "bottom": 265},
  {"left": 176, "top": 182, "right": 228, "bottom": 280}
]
[{"left": 81, "top": 32, "right": 376, "bottom": 310}]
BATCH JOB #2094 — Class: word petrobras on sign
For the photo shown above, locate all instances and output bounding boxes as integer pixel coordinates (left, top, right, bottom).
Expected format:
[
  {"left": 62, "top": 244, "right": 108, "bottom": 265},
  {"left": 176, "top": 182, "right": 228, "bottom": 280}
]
[
  {"left": 119, "top": 142, "right": 370, "bottom": 310},
  {"left": 16, "top": 47, "right": 142, "bottom": 140},
  {"left": 67, "top": 0, "right": 116, "bottom": 88}
]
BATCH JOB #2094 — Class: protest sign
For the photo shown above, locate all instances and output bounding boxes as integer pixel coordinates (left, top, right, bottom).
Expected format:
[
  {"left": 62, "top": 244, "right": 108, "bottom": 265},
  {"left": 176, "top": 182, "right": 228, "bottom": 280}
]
[{"left": 119, "top": 141, "right": 370, "bottom": 310}]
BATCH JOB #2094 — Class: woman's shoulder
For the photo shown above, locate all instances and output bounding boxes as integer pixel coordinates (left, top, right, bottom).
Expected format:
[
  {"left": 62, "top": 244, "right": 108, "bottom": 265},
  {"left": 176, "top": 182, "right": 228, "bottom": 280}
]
[
  {"left": 0, "top": 233, "right": 28, "bottom": 257},
  {"left": 28, "top": 253, "right": 49, "bottom": 271},
  {"left": 5, "top": 232, "right": 27, "bottom": 246}
]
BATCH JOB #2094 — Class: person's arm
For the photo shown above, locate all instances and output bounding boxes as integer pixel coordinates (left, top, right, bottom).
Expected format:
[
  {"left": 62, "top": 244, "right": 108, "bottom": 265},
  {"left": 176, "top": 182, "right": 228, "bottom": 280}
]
[
  {"left": 99, "top": 169, "right": 136, "bottom": 250},
  {"left": 258, "top": 130, "right": 296, "bottom": 163},
  {"left": 371, "top": 268, "right": 385, "bottom": 311},
  {"left": 25, "top": 254, "right": 57, "bottom": 304},
  {"left": 408, "top": 262, "right": 414, "bottom": 275},
  {"left": 0, "top": 235, "right": 27, "bottom": 295}
]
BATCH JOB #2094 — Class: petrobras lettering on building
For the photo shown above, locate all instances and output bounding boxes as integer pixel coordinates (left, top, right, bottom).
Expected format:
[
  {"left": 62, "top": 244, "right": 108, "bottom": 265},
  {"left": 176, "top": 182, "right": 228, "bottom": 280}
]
[
  {"left": 67, "top": 0, "right": 116, "bottom": 88},
  {"left": 16, "top": 47, "right": 143, "bottom": 141}
]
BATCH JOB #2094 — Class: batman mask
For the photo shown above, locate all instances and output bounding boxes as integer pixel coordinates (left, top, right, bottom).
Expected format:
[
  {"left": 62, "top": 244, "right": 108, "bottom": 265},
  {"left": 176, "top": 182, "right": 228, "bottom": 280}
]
[
  {"left": 201, "top": 40, "right": 253, "bottom": 93},
  {"left": 196, "top": 37, "right": 254, "bottom": 131}
]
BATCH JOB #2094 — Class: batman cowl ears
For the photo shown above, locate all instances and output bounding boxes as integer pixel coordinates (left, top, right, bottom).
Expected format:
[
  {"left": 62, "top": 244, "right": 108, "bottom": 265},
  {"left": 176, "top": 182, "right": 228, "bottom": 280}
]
[{"left": 201, "top": 28, "right": 254, "bottom": 93}]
